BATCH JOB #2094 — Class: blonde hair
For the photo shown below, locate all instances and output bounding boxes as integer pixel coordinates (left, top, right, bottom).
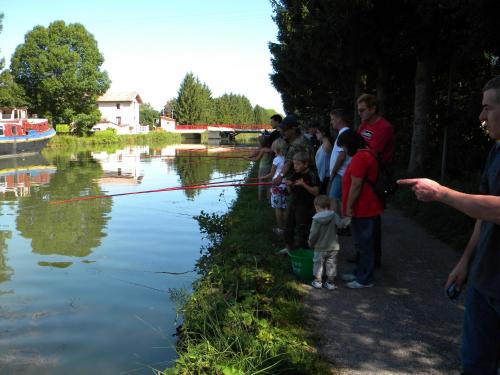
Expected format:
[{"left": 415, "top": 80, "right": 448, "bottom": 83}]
[
  {"left": 271, "top": 138, "right": 287, "bottom": 155},
  {"left": 314, "top": 195, "right": 330, "bottom": 209}
]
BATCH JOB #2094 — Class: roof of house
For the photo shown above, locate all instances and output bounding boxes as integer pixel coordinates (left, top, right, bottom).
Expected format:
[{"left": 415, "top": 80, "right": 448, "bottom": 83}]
[{"left": 98, "top": 91, "right": 143, "bottom": 104}]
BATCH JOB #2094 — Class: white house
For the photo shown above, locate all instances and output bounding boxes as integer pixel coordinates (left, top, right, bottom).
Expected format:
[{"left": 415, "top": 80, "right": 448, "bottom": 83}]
[
  {"left": 159, "top": 116, "right": 176, "bottom": 131},
  {"left": 93, "top": 91, "right": 149, "bottom": 135}
]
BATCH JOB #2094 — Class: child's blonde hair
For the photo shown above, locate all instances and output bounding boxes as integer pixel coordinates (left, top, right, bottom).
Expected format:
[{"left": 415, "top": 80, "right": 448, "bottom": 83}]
[
  {"left": 314, "top": 195, "right": 330, "bottom": 209},
  {"left": 271, "top": 138, "right": 287, "bottom": 155},
  {"left": 293, "top": 151, "right": 309, "bottom": 163}
]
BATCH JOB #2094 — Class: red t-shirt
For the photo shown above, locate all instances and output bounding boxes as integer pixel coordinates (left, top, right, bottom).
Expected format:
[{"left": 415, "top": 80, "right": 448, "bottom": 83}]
[
  {"left": 342, "top": 150, "right": 384, "bottom": 218},
  {"left": 358, "top": 117, "right": 395, "bottom": 164}
]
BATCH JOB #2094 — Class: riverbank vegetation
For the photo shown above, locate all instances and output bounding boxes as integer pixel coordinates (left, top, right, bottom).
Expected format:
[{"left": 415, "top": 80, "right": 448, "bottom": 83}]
[
  {"left": 46, "top": 130, "right": 183, "bottom": 149},
  {"left": 163, "top": 179, "right": 331, "bottom": 374}
]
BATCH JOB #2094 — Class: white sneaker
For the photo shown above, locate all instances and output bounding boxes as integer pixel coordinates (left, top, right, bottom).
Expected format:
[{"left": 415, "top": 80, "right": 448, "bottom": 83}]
[
  {"left": 323, "top": 282, "right": 337, "bottom": 290},
  {"left": 341, "top": 273, "right": 356, "bottom": 282},
  {"left": 346, "top": 280, "right": 374, "bottom": 289},
  {"left": 311, "top": 280, "right": 322, "bottom": 289}
]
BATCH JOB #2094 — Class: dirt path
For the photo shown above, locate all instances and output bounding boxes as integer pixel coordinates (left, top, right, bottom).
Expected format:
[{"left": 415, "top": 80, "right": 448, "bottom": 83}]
[{"left": 305, "top": 207, "right": 465, "bottom": 375}]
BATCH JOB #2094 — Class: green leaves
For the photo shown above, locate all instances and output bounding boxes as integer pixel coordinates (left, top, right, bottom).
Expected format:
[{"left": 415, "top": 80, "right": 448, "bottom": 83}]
[{"left": 10, "top": 20, "right": 110, "bottom": 122}]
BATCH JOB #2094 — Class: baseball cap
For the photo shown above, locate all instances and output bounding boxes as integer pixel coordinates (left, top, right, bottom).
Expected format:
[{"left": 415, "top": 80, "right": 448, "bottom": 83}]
[{"left": 278, "top": 115, "right": 299, "bottom": 130}]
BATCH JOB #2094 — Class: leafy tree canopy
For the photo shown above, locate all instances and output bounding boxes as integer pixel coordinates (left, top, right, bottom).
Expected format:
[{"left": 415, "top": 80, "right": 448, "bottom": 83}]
[
  {"left": 10, "top": 20, "right": 110, "bottom": 123},
  {"left": 140, "top": 103, "right": 159, "bottom": 129}
]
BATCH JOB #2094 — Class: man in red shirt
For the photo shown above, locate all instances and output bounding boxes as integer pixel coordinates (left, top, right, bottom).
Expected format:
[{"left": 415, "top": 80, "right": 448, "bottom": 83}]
[{"left": 356, "top": 94, "right": 395, "bottom": 268}]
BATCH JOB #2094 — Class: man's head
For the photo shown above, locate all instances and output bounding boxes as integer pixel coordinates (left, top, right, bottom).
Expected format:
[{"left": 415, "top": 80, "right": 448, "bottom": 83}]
[
  {"left": 307, "top": 121, "right": 320, "bottom": 136},
  {"left": 314, "top": 195, "right": 330, "bottom": 213},
  {"left": 279, "top": 115, "right": 300, "bottom": 141},
  {"left": 330, "top": 108, "right": 348, "bottom": 130},
  {"left": 292, "top": 151, "right": 309, "bottom": 173},
  {"left": 270, "top": 114, "right": 283, "bottom": 130},
  {"left": 357, "top": 94, "right": 379, "bottom": 123},
  {"left": 480, "top": 76, "right": 500, "bottom": 140}
]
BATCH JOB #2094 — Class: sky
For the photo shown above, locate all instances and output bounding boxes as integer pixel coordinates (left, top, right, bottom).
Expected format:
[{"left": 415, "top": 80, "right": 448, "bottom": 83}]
[{"left": 0, "top": 0, "right": 284, "bottom": 113}]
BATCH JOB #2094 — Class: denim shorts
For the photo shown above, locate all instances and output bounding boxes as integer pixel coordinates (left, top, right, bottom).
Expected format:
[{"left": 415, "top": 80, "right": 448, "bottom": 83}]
[{"left": 328, "top": 174, "right": 343, "bottom": 199}]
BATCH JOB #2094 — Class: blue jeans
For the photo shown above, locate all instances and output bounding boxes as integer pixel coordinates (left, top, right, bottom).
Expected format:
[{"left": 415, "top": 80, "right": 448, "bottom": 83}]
[
  {"left": 461, "top": 286, "right": 500, "bottom": 375},
  {"left": 328, "top": 174, "right": 343, "bottom": 199},
  {"left": 351, "top": 217, "right": 376, "bottom": 285}
]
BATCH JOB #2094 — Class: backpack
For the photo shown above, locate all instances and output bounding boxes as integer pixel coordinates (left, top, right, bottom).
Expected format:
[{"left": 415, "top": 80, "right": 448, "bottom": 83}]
[{"left": 363, "top": 150, "right": 398, "bottom": 204}]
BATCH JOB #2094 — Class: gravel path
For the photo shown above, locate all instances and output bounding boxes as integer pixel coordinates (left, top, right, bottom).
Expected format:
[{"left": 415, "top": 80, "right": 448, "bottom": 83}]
[{"left": 305, "top": 207, "right": 465, "bottom": 374}]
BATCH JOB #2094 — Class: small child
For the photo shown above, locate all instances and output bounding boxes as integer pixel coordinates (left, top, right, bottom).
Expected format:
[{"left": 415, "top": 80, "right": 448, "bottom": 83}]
[
  {"left": 308, "top": 195, "right": 350, "bottom": 290},
  {"left": 259, "top": 138, "right": 288, "bottom": 234},
  {"left": 278, "top": 151, "right": 320, "bottom": 254}
]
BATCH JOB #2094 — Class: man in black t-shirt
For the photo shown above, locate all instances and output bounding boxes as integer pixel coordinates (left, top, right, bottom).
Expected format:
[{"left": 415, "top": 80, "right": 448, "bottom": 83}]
[{"left": 399, "top": 75, "right": 500, "bottom": 374}]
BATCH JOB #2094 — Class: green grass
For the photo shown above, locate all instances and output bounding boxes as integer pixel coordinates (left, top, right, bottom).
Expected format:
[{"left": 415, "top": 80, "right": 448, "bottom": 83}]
[
  {"left": 161, "top": 172, "right": 332, "bottom": 375},
  {"left": 46, "top": 130, "right": 183, "bottom": 149}
]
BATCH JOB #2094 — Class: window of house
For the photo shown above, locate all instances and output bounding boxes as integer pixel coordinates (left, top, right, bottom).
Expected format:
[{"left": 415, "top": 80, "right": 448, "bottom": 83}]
[
  {"left": 0, "top": 126, "right": 4, "bottom": 136},
  {"left": 116, "top": 117, "right": 121, "bottom": 125},
  {"left": 116, "top": 103, "right": 121, "bottom": 109}
]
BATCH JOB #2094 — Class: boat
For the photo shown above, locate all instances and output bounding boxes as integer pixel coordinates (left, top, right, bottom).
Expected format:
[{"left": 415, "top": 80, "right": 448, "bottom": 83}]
[{"left": 0, "top": 107, "right": 56, "bottom": 156}]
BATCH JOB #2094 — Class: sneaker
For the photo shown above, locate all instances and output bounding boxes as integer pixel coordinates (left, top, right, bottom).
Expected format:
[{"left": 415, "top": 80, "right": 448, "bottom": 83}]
[
  {"left": 276, "top": 248, "right": 289, "bottom": 255},
  {"left": 341, "top": 273, "right": 356, "bottom": 282},
  {"left": 311, "top": 280, "right": 322, "bottom": 289},
  {"left": 346, "top": 280, "right": 374, "bottom": 289},
  {"left": 323, "top": 282, "right": 337, "bottom": 290}
]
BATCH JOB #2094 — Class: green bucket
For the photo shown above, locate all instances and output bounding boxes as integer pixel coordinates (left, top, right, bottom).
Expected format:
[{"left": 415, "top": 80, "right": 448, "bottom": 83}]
[{"left": 289, "top": 249, "right": 314, "bottom": 281}]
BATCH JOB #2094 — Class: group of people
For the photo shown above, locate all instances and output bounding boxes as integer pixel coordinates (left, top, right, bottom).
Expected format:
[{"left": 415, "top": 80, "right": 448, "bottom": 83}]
[
  {"left": 249, "top": 76, "right": 499, "bottom": 374},
  {"left": 249, "top": 93, "right": 395, "bottom": 290}
]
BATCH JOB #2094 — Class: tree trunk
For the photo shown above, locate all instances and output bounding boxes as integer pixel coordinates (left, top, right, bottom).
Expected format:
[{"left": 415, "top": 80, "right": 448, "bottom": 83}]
[{"left": 408, "top": 57, "right": 432, "bottom": 176}]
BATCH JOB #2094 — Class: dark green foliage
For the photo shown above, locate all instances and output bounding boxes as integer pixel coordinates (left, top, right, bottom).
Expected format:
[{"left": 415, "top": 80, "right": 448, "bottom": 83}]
[
  {"left": 139, "top": 102, "right": 160, "bottom": 129},
  {"left": 73, "top": 109, "right": 101, "bottom": 136},
  {"left": 10, "top": 20, "right": 110, "bottom": 122},
  {"left": 0, "top": 70, "right": 28, "bottom": 107},
  {"left": 269, "top": 0, "right": 500, "bottom": 178},
  {"left": 214, "top": 94, "right": 254, "bottom": 124},
  {"left": 164, "top": 169, "right": 331, "bottom": 374},
  {"left": 175, "top": 73, "right": 215, "bottom": 124}
]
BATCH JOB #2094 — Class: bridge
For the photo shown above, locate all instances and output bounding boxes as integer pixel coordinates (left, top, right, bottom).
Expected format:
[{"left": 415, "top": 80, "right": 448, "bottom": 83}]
[{"left": 159, "top": 118, "right": 272, "bottom": 140}]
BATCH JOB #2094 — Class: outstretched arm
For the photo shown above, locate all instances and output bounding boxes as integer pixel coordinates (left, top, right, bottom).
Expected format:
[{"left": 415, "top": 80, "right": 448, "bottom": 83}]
[{"left": 398, "top": 178, "right": 500, "bottom": 225}]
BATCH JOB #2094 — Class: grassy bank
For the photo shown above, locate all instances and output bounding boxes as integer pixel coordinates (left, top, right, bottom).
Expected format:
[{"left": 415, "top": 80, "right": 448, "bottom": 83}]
[
  {"left": 163, "top": 175, "right": 331, "bottom": 374},
  {"left": 47, "top": 130, "right": 183, "bottom": 149}
]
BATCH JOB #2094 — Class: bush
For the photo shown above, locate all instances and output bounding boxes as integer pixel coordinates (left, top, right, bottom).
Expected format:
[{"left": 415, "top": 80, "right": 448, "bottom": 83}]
[
  {"left": 92, "top": 128, "right": 120, "bottom": 143},
  {"left": 55, "top": 124, "right": 71, "bottom": 133}
]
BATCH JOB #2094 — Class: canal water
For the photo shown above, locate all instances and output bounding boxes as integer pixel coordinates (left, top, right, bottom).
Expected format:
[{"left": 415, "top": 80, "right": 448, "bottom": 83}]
[{"left": 0, "top": 144, "right": 252, "bottom": 374}]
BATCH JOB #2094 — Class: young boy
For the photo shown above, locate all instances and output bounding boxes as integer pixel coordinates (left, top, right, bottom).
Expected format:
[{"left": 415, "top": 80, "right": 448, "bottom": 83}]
[
  {"left": 308, "top": 195, "right": 351, "bottom": 290},
  {"left": 279, "top": 152, "right": 320, "bottom": 254}
]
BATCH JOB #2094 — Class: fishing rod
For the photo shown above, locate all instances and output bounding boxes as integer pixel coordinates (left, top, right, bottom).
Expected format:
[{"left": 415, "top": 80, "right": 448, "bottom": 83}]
[{"left": 49, "top": 180, "right": 272, "bottom": 205}]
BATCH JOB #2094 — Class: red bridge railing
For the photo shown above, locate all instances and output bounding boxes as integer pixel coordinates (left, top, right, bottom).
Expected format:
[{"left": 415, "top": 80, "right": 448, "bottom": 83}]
[{"left": 175, "top": 124, "right": 272, "bottom": 130}]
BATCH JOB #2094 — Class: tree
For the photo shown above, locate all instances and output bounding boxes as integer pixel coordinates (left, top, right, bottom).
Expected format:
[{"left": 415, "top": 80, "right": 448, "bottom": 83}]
[
  {"left": 214, "top": 93, "right": 253, "bottom": 124},
  {"left": 163, "top": 98, "right": 177, "bottom": 118},
  {"left": 175, "top": 73, "right": 214, "bottom": 124},
  {"left": 140, "top": 103, "right": 159, "bottom": 129},
  {"left": 0, "top": 13, "right": 27, "bottom": 107},
  {"left": 10, "top": 20, "right": 110, "bottom": 122}
]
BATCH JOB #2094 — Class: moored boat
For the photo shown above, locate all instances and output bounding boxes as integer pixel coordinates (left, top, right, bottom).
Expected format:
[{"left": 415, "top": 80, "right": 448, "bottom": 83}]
[{"left": 0, "top": 107, "right": 56, "bottom": 156}]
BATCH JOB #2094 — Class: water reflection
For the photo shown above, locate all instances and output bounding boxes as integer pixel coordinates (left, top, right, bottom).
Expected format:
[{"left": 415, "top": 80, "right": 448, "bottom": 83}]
[
  {"left": 16, "top": 151, "right": 112, "bottom": 258},
  {"left": 160, "top": 144, "right": 251, "bottom": 199},
  {"left": 0, "top": 143, "right": 254, "bottom": 375}
]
